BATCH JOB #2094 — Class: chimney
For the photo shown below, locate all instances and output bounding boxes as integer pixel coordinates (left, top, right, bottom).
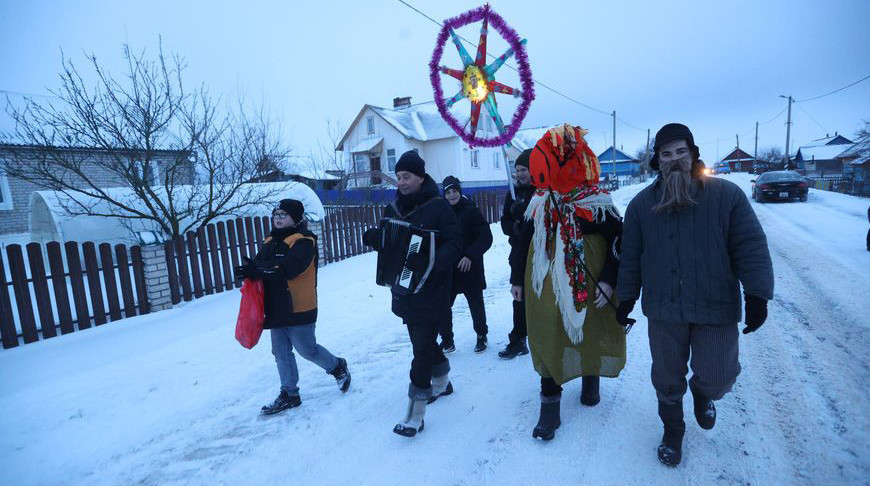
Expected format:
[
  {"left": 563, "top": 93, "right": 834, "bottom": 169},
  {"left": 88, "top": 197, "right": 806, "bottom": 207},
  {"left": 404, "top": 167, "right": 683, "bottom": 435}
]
[{"left": 393, "top": 96, "right": 411, "bottom": 109}]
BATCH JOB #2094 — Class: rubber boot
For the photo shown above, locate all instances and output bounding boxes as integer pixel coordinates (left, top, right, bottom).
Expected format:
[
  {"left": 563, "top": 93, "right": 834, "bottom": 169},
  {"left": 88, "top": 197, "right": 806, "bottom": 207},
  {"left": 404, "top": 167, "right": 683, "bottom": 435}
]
[
  {"left": 580, "top": 375, "right": 600, "bottom": 406},
  {"left": 532, "top": 393, "right": 561, "bottom": 441},
  {"left": 657, "top": 401, "right": 685, "bottom": 467}
]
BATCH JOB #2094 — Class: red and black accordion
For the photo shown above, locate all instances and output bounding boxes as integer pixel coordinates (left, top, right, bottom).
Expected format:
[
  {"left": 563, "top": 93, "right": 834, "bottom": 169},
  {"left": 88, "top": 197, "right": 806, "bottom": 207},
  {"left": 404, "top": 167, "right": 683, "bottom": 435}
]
[{"left": 375, "top": 218, "right": 437, "bottom": 295}]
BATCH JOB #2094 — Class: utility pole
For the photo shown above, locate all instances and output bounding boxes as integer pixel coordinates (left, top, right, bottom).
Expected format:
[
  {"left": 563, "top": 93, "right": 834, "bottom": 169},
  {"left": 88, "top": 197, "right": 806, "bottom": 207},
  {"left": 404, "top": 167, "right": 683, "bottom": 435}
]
[
  {"left": 736, "top": 134, "right": 740, "bottom": 172},
  {"left": 754, "top": 121, "right": 758, "bottom": 174},
  {"left": 611, "top": 110, "right": 617, "bottom": 184},
  {"left": 780, "top": 95, "right": 794, "bottom": 169},
  {"left": 643, "top": 128, "right": 650, "bottom": 177}
]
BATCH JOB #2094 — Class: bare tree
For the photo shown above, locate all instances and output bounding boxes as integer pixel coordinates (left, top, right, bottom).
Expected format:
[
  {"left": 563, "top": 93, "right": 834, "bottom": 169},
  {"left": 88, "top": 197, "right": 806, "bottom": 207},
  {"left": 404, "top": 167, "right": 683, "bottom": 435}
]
[
  {"left": 755, "top": 146, "right": 784, "bottom": 171},
  {"left": 2, "top": 41, "right": 289, "bottom": 240}
]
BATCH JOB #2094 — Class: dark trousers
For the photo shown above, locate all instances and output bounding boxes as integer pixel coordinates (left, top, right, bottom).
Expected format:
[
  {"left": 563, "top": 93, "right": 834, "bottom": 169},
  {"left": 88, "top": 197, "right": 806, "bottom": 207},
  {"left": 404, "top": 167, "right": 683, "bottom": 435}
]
[
  {"left": 648, "top": 320, "right": 741, "bottom": 405},
  {"left": 541, "top": 377, "right": 562, "bottom": 397},
  {"left": 509, "top": 299, "right": 527, "bottom": 341},
  {"left": 439, "top": 288, "right": 488, "bottom": 342},
  {"left": 406, "top": 320, "right": 449, "bottom": 393}
]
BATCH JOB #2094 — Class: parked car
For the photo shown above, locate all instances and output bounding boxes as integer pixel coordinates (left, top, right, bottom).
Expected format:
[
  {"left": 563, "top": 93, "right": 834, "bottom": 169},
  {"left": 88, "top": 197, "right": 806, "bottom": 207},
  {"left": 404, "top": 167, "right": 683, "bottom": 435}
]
[
  {"left": 751, "top": 170, "right": 809, "bottom": 202},
  {"left": 713, "top": 161, "right": 731, "bottom": 175}
]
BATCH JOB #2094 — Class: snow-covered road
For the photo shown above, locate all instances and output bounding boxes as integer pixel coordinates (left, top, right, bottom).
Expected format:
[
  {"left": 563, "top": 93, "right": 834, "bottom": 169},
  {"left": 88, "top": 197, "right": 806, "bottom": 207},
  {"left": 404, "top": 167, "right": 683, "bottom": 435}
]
[{"left": 1, "top": 174, "right": 867, "bottom": 486}]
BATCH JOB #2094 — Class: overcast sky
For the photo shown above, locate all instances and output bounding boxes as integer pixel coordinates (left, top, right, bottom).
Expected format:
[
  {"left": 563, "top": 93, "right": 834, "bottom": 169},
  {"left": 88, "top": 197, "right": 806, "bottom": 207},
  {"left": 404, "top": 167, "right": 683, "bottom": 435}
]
[{"left": 2, "top": 0, "right": 869, "bottom": 161}]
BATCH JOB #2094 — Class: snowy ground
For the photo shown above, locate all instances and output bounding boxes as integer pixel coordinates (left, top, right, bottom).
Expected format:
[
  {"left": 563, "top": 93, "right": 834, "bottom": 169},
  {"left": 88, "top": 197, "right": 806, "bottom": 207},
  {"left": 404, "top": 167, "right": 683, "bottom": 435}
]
[{"left": 1, "top": 174, "right": 868, "bottom": 486}]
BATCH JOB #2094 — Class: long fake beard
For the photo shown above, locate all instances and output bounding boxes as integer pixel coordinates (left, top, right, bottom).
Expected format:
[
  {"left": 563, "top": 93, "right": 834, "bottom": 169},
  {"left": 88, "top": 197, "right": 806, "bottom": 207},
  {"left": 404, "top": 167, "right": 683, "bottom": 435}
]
[{"left": 653, "top": 157, "right": 697, "bottom": 213}]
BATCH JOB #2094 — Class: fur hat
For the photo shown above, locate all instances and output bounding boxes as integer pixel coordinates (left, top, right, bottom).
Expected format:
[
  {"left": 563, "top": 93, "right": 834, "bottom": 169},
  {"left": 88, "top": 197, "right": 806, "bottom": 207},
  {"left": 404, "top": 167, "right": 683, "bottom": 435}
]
[{"left": 650, "top": 123, "right": 700, "bottom": 171}]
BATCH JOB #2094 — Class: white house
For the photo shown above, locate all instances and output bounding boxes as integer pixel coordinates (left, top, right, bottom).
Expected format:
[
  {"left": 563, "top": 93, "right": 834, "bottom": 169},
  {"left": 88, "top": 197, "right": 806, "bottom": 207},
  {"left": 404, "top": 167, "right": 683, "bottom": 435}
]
[{"left": 335, "top": 97, "right": 512, "bottom": 189}]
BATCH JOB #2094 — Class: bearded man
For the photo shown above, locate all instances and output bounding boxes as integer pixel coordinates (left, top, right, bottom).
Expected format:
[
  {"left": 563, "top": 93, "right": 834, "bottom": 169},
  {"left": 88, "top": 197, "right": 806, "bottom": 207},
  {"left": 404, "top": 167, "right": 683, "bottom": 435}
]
[{"left": 616, "top": 123, "right": 773, "bottom": 467}]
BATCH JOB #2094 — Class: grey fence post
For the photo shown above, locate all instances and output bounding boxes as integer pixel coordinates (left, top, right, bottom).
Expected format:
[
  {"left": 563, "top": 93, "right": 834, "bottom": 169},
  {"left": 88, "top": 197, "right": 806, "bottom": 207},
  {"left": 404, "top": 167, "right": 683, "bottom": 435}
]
[{"left": 140, "top": 244, "right": 173, "bottom": 312}]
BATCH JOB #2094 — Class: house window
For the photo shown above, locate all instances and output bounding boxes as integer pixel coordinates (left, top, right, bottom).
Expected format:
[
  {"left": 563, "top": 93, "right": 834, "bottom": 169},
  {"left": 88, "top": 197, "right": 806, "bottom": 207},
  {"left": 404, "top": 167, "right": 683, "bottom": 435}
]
[
  {"left": 0, "top": 164, "right": 13, "bottom": 211},
  {"left": 386, "top": 149, "right": 397, "bottom": 171},
  {"left": 353, "top": 154, "right": 367, "bottom": 172},
  {"left": 470, "top": 149, "right": 479, "bottom": 169},
  {"left": 366, "top": 116, "right": 375, "bottom": 135},
  {"left": 133, "top": 160, "right": 160, "bottom": 187},
  {"left": 492, "top": 152, "right": 500, "bottom": 169}
]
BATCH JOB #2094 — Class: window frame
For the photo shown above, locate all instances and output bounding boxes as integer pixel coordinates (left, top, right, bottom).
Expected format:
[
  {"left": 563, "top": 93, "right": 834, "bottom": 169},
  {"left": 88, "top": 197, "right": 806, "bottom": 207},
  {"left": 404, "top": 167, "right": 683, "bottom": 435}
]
[
  {"left": 492, "top": 151, "right": 500, "bottom": 169},
  {"left": 386, "top": 149, "right": 397, "bottom": 172},
  {"left": 0, "top": 163, "right": 13, "bottom": 211},
  {"left": 470, "top": 149, "right": 480, "bottom": 169},
  {"left": 353, "top": 153, "right": 368, "bottom": 172},
  {"left": 366, "top": 116, "right": 375, "bottom": 135}
]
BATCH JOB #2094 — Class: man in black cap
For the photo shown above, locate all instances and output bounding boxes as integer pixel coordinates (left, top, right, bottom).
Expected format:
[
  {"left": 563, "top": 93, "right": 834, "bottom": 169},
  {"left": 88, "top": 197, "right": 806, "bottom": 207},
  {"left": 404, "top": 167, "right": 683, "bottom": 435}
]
[
  {"left": 235, "top": 198, "right": 351, "bottom": 416},
  {"left": 616, "top": 123, "right": 773, "bottom": 466},
  {"left": 362, "top": 150, "right": 461, "bottom": 437},
  {"left": 497, "top": 148, "right": 536, "bottom": 359},
  {"left": 439, "top": 175, "right": 493, "bottom": 354}
]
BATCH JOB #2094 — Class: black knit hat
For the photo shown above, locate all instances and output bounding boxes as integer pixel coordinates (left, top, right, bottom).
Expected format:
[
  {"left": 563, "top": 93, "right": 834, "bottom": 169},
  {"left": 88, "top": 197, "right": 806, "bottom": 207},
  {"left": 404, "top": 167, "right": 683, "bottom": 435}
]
[
  {"left": 650, "top": 123, "right": 700, "bottom": 171},
  {"left": 515, "top": 148, "right": 532, "bottom": 169},
  {"left": 442, "top": 175, "right": 462, "bottom": 194},
  {"left": 276, "top": 198, "right": 304, "bottom": 223},
  {"left": 395, "top": 150, "right": 426, "bottom": 177}
]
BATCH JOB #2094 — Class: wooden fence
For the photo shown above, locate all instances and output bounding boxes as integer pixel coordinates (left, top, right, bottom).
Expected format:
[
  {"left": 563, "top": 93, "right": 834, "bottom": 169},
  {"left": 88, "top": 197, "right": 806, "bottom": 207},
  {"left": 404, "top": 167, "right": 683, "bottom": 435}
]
[
  {"left": 0, "top": 189, "right": 507, "bottom": 349},
  {"left": 0, "top": 241, "right": 148, "bottom": 349}
]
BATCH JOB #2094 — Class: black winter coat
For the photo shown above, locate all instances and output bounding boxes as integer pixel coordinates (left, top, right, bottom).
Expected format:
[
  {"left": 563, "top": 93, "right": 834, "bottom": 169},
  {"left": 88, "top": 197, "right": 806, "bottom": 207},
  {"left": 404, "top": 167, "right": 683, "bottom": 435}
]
[
  {"left": 450, "top": 196, "right": 493, "bottom": 293},
  {"left": 253, "top": 225, "right": 318, "bottom": 328},
  {"left": 501, "top": 183, "right": 536, "bottom": 286},
  {"left": 364, "top": 175, "right": 462, "bottom": 323}
]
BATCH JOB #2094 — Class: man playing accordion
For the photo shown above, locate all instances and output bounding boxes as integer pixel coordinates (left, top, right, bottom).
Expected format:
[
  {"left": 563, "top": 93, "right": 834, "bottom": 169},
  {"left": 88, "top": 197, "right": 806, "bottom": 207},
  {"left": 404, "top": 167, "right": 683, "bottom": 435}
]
[{"left": 363, "top": 150, "right": 461, "bottom": 437}]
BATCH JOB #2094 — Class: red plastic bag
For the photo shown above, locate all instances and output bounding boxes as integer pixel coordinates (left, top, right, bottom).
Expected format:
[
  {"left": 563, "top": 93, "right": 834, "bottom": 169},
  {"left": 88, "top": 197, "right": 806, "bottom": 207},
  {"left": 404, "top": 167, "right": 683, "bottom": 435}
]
[{"left": 235, "top": 279, "right": 265, "bottom": 349}]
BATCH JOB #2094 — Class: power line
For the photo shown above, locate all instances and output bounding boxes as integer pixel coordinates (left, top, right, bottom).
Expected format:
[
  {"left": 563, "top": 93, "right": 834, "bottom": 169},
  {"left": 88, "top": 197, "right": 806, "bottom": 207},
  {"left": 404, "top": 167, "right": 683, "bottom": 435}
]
[
  {"left": 795, "top": 73, "right": 870, "bottom": 102},
  {"left": 396, "top": 0, "right": 621, "bottom": 120},
  {"left": 0, "top": 88, "right": 59, "bottom": 99},
  {"left": 795, "top": 102, "right": 829, "bottom": 133}
]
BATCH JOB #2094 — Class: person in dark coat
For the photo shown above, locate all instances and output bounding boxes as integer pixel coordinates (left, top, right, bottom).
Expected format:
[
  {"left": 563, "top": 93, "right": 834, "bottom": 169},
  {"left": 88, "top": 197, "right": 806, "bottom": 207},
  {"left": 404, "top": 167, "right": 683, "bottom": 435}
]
[
  {"left": 362, "top": 150, "right": 462, "bottom": 437},
  {"left": 439, "top": 175, "right": 493, "bottom": 354},
  {"left": 498, "top": 149, "right": 536, "bottom": 359},
  {"left": 235, "top": 198, "right": 350, "bottom": 416},
  {"left": 616, "top": 123, "right": 774, "bottom": 466}
]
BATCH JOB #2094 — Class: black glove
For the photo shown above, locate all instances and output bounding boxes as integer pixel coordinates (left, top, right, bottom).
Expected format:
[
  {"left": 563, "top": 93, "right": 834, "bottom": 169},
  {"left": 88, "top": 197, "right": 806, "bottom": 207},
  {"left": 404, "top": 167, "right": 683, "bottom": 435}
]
[
  {"left": 615, "top": 298, "right": 637, "bottom": 328},
  {"left": 404, "top": 252, "right": 430, "bottom": 273},
  {"left": 363, "top": 228, "right": 380, "bottom": 250},
  {"left": 743, "top": 294, "right": 768, "bottom": 334},
  {"left": 234, "top": 256, "right": 263, "bottom": 281}
]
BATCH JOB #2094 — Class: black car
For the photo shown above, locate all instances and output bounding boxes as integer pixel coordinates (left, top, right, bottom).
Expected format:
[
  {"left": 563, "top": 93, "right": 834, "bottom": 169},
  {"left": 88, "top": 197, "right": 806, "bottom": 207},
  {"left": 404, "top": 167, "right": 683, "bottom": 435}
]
[{"left": 751, "top": 171, "right": 809, "bottom": 202}]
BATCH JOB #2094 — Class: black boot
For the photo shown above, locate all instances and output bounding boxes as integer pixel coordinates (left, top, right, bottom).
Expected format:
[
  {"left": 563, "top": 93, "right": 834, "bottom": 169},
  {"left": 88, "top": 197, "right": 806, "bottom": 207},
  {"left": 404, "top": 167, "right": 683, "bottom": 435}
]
[
  {"left": 690, "top": 382, "right": 716, "bottom": 430},
  {"left": 474, "top": 335, "right": 488, "bottom": 353},
  {"left": 260, "top": 390, "right": 302, "bottom": 415},
  {"left": 657, "top": 401, "right": 685, "bottom": 467},
  {"left": 498, "top": 337, "right": 529, "bottom": 359},
  {"left": 329, "top": 357, "right": 351, "bottom": 393},
  {"left": 532, "top": 393, "right": 561, "bottom": 441},
  {"left": 580, "top": 376, "right": 600, "bottom": 406}
]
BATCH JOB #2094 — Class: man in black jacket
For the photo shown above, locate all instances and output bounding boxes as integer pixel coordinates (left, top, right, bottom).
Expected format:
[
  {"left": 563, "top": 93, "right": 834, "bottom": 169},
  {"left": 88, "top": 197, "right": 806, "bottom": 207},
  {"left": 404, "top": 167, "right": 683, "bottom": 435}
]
[
  {"left": 362, "top": 151, "right": 462, "bottom": 437},
  {"left": 439, "top": 176, "right": 493, "bottom": 353},
  {"left": 497, "top": 149, "right": 536, "bottom": 359},
  {"left": 616, "top": 123, "right": 774, "bottom": 466},
  {"left": 235, "top": 199, "right": 350, "bottom": 416}
]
